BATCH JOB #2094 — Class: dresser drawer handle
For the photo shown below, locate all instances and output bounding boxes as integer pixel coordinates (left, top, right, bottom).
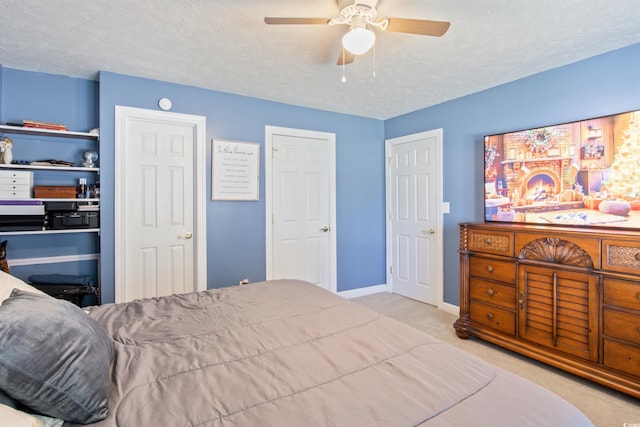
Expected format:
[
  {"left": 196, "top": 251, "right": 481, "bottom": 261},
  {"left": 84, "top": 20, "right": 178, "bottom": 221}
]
[
  {"left": 487, "top": 289, "right": 495, "bottom": 297},
  {"left": 635, "top": 253, "right": 640, "bottom": 262},
  {"left": 486, "top": 313, "right": 494, "bottom": 321},
  {"left": 484, "top": 238, "right": 492, "bottom": 246},
  {"left": 487, "top": 265, "right": 493, "bottom": 273}
]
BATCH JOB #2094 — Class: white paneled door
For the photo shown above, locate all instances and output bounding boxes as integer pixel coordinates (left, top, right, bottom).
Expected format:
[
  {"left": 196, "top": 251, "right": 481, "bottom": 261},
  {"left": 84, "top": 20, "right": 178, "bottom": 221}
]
[
  {"left": 114, "top": 107, "right": 207, "bottom": 303},
  {"left": 265, "top": 126, "right": 336, "bottom": 293},
  {"left": 386, "top": 130, "right": 443, "bottom": 306}
]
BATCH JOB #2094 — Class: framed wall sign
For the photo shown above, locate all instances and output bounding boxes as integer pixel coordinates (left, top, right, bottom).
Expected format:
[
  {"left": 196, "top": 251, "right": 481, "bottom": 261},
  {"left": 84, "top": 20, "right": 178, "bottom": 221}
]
[{"left": 212, "top": 139, "right": 260, "bottom": 201}]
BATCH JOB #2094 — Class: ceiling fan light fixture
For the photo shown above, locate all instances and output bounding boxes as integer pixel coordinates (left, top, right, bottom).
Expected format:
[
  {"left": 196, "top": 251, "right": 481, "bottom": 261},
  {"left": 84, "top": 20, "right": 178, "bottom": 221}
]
[{"left": 342, "top": 27, "right": 376, "bottom": 55}]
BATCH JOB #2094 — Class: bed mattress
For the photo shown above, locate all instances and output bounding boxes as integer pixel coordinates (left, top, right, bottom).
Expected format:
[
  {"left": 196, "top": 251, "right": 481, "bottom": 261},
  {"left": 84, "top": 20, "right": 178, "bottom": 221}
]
[{"left": 73, "top": 279, "right": 592, "bottom": 426}]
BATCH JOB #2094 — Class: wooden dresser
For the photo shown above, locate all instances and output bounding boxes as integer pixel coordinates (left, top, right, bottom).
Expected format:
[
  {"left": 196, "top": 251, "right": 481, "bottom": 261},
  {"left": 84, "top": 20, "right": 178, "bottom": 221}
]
[{"left": 455, "top": 222, "right": 640, "bottom": 398}]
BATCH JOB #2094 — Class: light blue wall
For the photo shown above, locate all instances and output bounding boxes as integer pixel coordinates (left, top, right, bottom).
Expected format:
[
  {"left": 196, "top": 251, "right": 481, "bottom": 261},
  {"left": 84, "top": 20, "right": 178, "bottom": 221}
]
[
  {"left": 385, "top": 42, "right": 640, "bottom": 305},
  {"left": 97, "top": 72, "right": 385, "bottom": 303},
  {"left": 2, "top": 42, "right": 639, "bottom": 307},
  {"left": 1, "top": 69, "right": 98, "bottom": 129},
  {"left": 0, "top": 69, "right": 386, "bottom": 303}
]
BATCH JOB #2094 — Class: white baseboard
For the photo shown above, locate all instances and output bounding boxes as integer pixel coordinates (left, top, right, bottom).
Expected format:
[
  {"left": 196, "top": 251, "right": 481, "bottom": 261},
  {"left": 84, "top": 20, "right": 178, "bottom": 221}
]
[
  {"left": 438, "top": 301, "right": 459, "bottom": 316},
  {"left": 339, "top": 284, "right": 460, "bottom": 318},
  {"left": 9, "top": 253, "right": 100, "bottom": 267},
  {"left": 339, "top": 284, "right": 388, "bottom": 299}
]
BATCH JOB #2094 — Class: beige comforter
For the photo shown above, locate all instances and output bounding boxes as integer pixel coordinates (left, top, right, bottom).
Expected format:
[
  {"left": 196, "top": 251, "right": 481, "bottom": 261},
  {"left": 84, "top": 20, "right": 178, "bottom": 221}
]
[{"left": 76, "top": 279, "right": 592, "bottom": 426}]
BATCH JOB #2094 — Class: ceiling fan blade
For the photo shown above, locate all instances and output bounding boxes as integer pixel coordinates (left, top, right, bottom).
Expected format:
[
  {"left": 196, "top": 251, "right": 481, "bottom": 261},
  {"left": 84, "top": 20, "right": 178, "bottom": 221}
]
[
  {"left": 384, "top": 18, "right": 451, "bottom": 37},
  {"left": 264, "top": 17, "right": 331, "bottom": 25},
  {"left": 337, "top": 48, "right": 355, "bottom": 66}
]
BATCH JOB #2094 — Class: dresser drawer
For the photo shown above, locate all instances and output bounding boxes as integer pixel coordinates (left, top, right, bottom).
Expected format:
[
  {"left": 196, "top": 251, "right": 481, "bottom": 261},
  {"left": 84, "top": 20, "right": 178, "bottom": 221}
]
[
  {"left": 0, "top": 170, "right": 33, "bottom": 180},
  {"left": 469, "top": 256, "right": 516, "bottom": 284},
  {"left": 470, "top": 278, "right": 515, "bottom": 309},
  {"left": 603, "top": 339, "right": 640, "bottom": 377},
  {"left": 602, "top": 239, "right": 640, "bottom": 275},
  {"left": 603, "top": 277, "right": 640, "bottom": 312},
  {"left": 0, "top": 189, "right": 31, "bottom": 199},
  {"left": 0, "top": 183, "right": 31, "bottom": 192},
  {"left": 470, "top": 301, "right": 515, "bottom": 335},
  {"left": 468, "top": 229, "right": 513, "bottom": 256},
  {"left": 0, "top": 176, "right": 32, "bottom": 185},
  {"left": 604, "top": 309, "right": 640, "bottom": 345}
]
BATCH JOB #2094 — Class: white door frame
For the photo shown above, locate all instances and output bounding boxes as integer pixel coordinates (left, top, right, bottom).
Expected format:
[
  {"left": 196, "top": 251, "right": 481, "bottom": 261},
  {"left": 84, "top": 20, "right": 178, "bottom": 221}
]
[
  {"left": 265, "top": 125, "right": 337, "bottom": 293},
  {"left": 385, "top": 129, "right": 444, "bottom": 306},
  {"left": 114, "top": 106, "right": 207, "bottom": 302}
]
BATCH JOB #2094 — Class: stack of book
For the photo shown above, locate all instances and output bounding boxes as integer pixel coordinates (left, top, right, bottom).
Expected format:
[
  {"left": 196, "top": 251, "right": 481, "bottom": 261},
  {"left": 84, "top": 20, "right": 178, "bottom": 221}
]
[
  {"left": 0, "top": 200, "right": 46, "bottom": 231},
  {"left": 22, "top": 120, "right": 68, "bottom": 131}
]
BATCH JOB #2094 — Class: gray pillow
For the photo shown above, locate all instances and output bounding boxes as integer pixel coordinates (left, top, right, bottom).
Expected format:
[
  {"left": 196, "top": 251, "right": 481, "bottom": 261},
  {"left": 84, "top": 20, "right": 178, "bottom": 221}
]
[
  {"left": 0, "top": 387, "right": 15, "bottom": 408},
  {"left": 0, "top": 289, "right": 112, "bottom": 423}
]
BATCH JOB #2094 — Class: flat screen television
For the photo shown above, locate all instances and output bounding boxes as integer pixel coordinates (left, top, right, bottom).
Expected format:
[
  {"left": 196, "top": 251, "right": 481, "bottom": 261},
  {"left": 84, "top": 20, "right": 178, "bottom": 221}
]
[{"left": 484, "top": 109, "right": 640, "bottom": 230}]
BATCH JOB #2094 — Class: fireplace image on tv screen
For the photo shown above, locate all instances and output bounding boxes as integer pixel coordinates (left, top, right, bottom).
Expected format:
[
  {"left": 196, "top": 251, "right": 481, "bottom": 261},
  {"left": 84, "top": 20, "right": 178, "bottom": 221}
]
[{"left": 484, "top": 109, "right": 640, "bottom": 230}]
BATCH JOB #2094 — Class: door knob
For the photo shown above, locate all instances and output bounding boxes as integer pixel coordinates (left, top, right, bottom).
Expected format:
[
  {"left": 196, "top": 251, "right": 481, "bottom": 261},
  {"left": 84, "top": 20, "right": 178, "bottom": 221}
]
[
  {"left": 320, "top": 226, "right": 331, "bottom": 232},
  {"left": 422, "top": 229, "right": 436, "bottom": 235},
  {"left": 178, "top": 232, "right": 193, "bottom": 239}
]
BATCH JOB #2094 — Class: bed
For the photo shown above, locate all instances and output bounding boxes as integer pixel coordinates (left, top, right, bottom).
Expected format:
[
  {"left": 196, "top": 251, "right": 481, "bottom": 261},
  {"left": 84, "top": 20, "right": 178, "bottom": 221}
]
[{"left": 0, "top": 273, "right": 593, "bottom": 426}]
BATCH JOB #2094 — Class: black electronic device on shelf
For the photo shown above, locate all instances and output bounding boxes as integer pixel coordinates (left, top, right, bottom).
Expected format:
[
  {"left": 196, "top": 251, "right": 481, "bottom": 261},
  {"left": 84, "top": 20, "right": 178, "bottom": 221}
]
[{"left": 45, "top": 201, "right": 99, "bottom": 229}]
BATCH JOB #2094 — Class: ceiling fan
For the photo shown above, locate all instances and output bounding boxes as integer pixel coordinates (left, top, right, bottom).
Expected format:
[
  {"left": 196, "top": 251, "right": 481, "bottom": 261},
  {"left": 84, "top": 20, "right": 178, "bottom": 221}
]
[{"left": 264, "top": 0, "right": 450, "bottom": 65}]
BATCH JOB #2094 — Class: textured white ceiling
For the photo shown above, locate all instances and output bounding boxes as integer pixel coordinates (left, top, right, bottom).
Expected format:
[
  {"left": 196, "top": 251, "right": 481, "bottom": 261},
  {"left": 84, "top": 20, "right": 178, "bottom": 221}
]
[{"left": 1, "top": 0, "right": 639, "bottom": 119}]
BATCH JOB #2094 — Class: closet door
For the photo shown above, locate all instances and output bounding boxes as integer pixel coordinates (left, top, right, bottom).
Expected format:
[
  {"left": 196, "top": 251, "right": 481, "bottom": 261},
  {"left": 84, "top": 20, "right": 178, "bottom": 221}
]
[{"left": 518, "top": 264, "right": 598, "bottom": 362}]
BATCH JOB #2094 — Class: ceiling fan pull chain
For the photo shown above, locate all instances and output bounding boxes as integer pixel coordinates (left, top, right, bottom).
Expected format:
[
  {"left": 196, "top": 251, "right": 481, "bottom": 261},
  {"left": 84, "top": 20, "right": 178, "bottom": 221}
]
[
  {"left": 341, "top": 49, "right": 347, "bottom": 83},
  {"left": 372, "top": 43, "right": 376, "bottom": 78}
]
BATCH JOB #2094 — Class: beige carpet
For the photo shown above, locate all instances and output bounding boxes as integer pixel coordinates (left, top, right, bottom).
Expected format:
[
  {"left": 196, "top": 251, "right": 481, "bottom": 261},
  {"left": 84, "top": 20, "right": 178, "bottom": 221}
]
[{"left": 353, "top": 292, "right": 639, "bottom": 427}]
